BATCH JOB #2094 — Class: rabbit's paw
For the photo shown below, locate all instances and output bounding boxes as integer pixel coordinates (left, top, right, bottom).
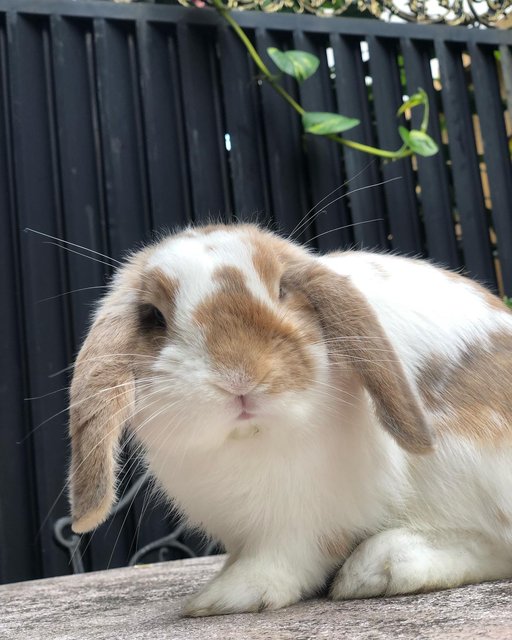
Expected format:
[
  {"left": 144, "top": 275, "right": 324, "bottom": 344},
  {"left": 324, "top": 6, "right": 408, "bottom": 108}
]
[
  {"left": 183, "top": 559, "right": 302, "bottom": 617},
  {"left": 330, "top": 529, "right": 434, "bottom": 600}
]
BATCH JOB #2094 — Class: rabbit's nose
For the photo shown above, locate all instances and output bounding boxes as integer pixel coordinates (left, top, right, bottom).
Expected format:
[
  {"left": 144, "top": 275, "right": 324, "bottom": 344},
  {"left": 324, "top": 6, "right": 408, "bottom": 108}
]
[
  {"left": 215, "top": 379, "right": 257, "bottom": 397},
  {"left": 213, "top": 369, "right": 259, "bottom": 397}
]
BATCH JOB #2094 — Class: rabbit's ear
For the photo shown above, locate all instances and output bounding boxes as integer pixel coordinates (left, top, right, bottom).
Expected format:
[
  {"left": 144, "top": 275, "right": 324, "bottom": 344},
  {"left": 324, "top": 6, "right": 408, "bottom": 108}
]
[
  {"left": 69, "top": 311, "right": 136, "bottom": 533},
  {"left": 283, "top": 260, "right": 434, "bottom": 454}
]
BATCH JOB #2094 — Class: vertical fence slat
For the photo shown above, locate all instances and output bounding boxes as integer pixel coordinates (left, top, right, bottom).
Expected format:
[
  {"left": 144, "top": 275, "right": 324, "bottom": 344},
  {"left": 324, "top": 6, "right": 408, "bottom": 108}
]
[
  {"left": 0, "top": 17, "right": 41, "bottom": 584},
  {"left": 500, "top": 45, "right": 512, "bottom": 120},
  {"left": 435, "top": 39, "right": 496, "bottom": 289},
  {"left": 401, "top": 38, "right": 460, "bottom": 270},
  {"left": 51, "top": 16, "right": 108, "bottom": 346},
  {"left": 118, "top": 12, "right": 181, "bottom": 546},
  {"left": 52, "top": 16, "right": 117, "bottom": 574},
  {"left": 137, "top": 21, "right": 191, "bottom": 230},
  {"left": 7, "top": 11, "right": 73, "bottom": 579},
  {"left": 217, "top": 25, "right": 271, "bottom": 223},
  {"left": 92, "top": 17, "right": 158, "bottom": 570},
  {"left": 53, "top": 16, "right": 142, "bottom": 575},
  {"left": 255, "top": 28, "right": 310, "bottom": 238},
  {"left": 94, "top": 18, "right": 150, "bottom": 258},
  {"left": 177, "top": 23, "right": 231, "bottom": 224},
  {"left": 468, "top": 42, "right": 512, "bottom": 296},
  {"left": 329, "top": 34, "right": 387, "bottom": 249},
  {"left": 367, "top": 36, "right": 422, "bottom": 256},
  {"left": 292, "top": 30, "right": 351, "bottom": 252}
]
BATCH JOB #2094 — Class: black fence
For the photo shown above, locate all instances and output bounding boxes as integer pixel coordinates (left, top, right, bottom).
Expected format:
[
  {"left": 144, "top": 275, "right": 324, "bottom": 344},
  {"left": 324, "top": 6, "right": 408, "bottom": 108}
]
[{"left": 1, "top": 0, "right": 511, "bottom": 585}]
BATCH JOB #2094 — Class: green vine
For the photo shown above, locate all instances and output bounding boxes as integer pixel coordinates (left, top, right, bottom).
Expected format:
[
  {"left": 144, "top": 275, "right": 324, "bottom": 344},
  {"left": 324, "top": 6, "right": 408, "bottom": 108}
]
[{"left": 213, "top": 0, "right": 439, "bottom": 160}]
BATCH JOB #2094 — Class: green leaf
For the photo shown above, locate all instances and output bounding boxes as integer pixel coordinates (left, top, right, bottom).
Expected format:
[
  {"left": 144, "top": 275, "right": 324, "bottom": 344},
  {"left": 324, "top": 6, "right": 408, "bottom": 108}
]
[
  {"left": 267, "top": 48, "right": 320, "bottom": 82},
  {"left": 504, "top": 296, "right": 512, "bottom": 309},
  {"left": 399, "top": 127, "right": 438, "bottom": 157},
  {"left": 397, "top": 88, "right": 427, "bottom": 116},
  {"left": 407, "top": 130, "right": 439, "bottom": 157},
  {"left": 398, "top": 126, "right": 411, "bottom": 145},
  {"left": 303, "top": 111, "right": 360, "bottom": 135}
]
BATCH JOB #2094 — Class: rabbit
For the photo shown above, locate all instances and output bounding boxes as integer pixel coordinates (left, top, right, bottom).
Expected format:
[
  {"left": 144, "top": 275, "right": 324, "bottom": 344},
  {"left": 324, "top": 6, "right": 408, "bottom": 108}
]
[{"left": 68, "top": 223, "right": 512, "bottom": 617}]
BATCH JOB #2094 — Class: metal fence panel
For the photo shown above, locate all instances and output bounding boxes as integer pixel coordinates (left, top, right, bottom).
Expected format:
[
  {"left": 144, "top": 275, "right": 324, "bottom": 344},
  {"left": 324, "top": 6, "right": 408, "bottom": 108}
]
[{"left": 0, "top": 0, "right": 511, "bottom": 584}]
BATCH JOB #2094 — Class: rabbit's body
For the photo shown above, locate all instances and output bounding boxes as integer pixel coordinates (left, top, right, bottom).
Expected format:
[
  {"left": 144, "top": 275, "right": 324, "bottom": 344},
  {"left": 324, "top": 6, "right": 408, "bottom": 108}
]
[
  {"left": 68, "top": 225, "right": 512, "bottom": 615},
  {"left": 323, "top": 251, "right": 512, "bottom": 383}
]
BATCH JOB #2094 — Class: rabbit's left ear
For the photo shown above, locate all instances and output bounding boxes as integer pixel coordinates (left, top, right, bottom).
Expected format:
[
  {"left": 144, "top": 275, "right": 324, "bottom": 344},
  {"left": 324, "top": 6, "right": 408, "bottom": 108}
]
[
  {"left": 283, "top": 259, "right": 434, "bottom": 454},
  {"left": 69, "top": 310, "right": 137, "bottom": 534}
]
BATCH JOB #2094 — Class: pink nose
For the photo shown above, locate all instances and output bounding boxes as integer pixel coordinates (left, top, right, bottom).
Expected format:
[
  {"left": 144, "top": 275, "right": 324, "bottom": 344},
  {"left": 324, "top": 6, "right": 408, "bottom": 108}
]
[
  {"left": 237, "top": 394, "right": 257, "bottom": 415},
  {"left": 215, "top": 378, "right": 256, "bottom": 397}
]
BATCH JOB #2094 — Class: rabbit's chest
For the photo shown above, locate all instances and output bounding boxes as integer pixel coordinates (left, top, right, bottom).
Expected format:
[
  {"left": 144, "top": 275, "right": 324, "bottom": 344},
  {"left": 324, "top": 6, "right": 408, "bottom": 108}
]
[{"left": 140, "top": 420, "right": 406, "bottom": 547}]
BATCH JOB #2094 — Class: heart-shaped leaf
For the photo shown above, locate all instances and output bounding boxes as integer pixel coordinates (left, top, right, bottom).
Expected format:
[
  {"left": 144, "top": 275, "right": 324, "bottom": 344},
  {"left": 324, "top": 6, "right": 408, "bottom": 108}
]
[
  {"left": 398, "top": 126, "right": 411, "bottom": 145},
  {"left": 407, "top": 130, "right": 439, "bottom": 157},
  {"left": 397, "top": 88, "right": 427, "bottom": 117},
  {"left": 303, "top": 111, "right": 360, "bottom": 135},
  {"left": 267, "top": 48, "right": 320, "bottom": 82},
  {"left": 399, "top": 127, "right": 438, "bottom": 156}
]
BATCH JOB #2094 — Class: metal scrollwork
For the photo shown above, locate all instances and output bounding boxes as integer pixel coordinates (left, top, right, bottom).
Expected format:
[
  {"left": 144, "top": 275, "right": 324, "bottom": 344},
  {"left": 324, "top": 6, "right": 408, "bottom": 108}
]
[
  {"left": 177, "top": 0, "right": 512, "bottom": 27},
  {"left": 54, "top": 475, "right": 215, "bottom": 572}
]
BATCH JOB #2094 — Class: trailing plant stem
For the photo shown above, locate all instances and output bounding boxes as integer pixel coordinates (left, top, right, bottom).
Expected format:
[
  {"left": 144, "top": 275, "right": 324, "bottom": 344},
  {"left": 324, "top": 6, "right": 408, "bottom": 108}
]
[
  {"left": 214, "top": 2, "right": 412, "bottom": 160},
  {"left": 421, "top": 96, "right": 429, "bottom": 133},
  {"left": 328, "top": 135, "right": 413, "bottom": 159},
  {"left": 216, "top": 3, "right": 305, "bottom": 114}
]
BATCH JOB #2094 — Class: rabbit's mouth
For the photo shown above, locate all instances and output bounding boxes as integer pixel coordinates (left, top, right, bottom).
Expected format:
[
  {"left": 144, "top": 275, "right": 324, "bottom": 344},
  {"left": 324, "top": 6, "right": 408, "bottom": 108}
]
[{"left": 238, "top": 409, "right": 256, "bottom": 421}]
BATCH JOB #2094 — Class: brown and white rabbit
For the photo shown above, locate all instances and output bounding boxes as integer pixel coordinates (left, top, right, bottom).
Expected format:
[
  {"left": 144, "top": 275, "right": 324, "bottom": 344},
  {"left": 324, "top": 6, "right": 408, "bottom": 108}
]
[{"left": 68, "top": 223, "right": 512, "bottom": 616}]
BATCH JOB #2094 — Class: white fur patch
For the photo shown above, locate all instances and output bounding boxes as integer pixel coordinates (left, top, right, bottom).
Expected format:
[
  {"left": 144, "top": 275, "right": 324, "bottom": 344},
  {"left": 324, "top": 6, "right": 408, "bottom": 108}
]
[
  {"left": 320, "top": 252, "right": 512, "bottom": 380},
  {"left": 127, "top": 235, "right": 512, "bottom": 615},
  {"left": 148, "top": 230, "right": 272, "bottom": 330}
]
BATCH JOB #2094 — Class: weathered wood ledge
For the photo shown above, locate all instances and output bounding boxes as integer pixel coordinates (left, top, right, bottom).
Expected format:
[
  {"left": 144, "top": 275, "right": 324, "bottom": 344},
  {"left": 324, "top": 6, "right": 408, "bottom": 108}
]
[{"left": 2, "top": 555, "right": 512, "bottom": 640}]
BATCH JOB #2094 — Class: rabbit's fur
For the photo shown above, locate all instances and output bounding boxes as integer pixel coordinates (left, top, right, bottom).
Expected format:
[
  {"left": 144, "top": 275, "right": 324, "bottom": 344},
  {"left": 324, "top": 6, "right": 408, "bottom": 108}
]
[{"left": 69, "top": 224, "right": 512, "bottom": 615}]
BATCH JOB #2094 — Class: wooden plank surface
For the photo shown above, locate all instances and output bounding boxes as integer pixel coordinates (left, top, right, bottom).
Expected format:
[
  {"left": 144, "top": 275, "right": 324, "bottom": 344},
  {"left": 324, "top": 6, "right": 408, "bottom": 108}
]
[{"left": 2, "top": 555, "right": 512, "bottom": 640}]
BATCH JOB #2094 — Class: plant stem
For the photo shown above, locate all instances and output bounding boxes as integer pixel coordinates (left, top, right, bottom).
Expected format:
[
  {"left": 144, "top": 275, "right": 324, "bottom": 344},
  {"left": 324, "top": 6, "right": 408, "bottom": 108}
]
[
  {"left": 421, "top": 96, "right": 430, "bottom": 133},
  {"left": 329, "top": 135, "right": 412, "bottom": 159},
  {"left": 214, "top": 2, "right": 411, "bottom": 160},
  {"left": 216, "top": 2, "right": 305, "bottom": 115}
]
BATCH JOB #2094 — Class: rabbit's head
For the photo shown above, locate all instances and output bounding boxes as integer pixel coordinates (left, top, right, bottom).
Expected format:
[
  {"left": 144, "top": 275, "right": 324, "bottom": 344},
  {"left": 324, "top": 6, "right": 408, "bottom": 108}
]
[{"left": 68, "top": 224, "right": 432, "bottom": 533}]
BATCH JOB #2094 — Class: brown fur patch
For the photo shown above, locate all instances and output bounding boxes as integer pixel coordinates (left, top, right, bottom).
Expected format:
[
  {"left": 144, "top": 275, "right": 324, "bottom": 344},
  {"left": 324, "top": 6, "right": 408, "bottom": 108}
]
[
  {"left": 214, "top": 265, "right": 247, "bottom": 292},
  {"left": 194, "top": 265, "right": 318, "bottom": 394},
  {"left": 70, "top": 253, "right": 175, "bottom": 533},
  {"left": 318, "top": 533, "right": 353, "bottom": 559},
  {"left": 418, "top": 331, "right": 512, "bottom": 443},
  {"left": 496, "top": 509, "right": 510, "bottom": 527},
  {"left": 140, "top": 268, "right": 179, "bottom": 329},
  {"left": 443, "top": 269, "right": 512, "bottom": 315},
  {"left": 483, "top": 291, "right": 512, "bottom": 314},
  {"left": 195, "top": 224, "right": 241, "bottom": 235},
  {"left": 281, "top": 259, "right": 434, "bottom": 454},
  {"left": 250, "top": 236, "right": 282, "bottom": 297},
  {"left": 70, "top": 310, "right": 138, "bottom": 532},
  {"left": 371, "top": 261, "right": 389, "bottom": 279}
]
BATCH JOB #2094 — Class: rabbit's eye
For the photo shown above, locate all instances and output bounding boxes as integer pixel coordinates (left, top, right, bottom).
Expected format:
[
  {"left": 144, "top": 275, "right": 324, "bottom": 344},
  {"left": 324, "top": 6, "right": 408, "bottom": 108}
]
[{"left": 139, "top": 304, "right": 167, "bottom": 331}]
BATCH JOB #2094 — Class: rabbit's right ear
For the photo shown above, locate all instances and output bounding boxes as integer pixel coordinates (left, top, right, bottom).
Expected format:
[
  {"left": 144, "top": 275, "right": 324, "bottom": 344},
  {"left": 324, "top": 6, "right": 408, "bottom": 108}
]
[
  {"left": 283, "top": 258, "right": 434, "bottom": 455},
  {"left": 69, "top": 310, "right": 137, "bottom": 534}
]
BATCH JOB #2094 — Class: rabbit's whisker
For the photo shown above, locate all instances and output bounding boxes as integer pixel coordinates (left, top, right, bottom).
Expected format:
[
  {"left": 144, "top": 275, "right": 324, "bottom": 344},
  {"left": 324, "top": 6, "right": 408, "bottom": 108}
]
[
  {"left": 289, "top": 159, "right": 375, "bottom": 240},
  {"left": 24, "top": 228, "right": 121, "bottom": 264},
  {"left": 43, "top": 241, "right": 119, "bottom": 269}
]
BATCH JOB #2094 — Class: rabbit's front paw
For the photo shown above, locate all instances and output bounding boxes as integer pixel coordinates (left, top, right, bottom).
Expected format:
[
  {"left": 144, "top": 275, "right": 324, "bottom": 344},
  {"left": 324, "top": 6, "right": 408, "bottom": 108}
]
[
  {"left": 330, "top": 529, "right": 434, "bottom": 600},
  {"left": 183, "top": 559, "right": 302, "bottom": 617}
]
